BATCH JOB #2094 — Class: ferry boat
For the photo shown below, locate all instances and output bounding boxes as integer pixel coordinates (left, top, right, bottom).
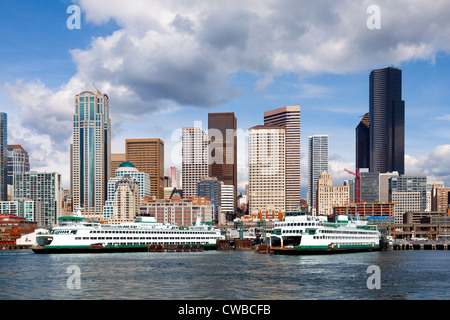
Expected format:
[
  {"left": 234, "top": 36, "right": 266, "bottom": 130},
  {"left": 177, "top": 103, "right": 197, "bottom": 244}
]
[
  {"left": 31, "top": 212, "right": 224, "bottom": 254},
  {"left": 270, "top": 211, "right": 381, "bottom": 254}
]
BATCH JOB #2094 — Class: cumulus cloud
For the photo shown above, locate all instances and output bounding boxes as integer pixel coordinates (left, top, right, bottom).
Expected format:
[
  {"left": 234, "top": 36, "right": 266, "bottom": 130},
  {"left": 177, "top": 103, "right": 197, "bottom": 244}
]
[
  {"left": 10, "top": 0, "right": 450, "bottom": 127},
  {"left": 5, "top": 0, "right": 450, "bottom": 187},
  {"left": 406, "top": 145, "right": 450, "bottom": 186}
]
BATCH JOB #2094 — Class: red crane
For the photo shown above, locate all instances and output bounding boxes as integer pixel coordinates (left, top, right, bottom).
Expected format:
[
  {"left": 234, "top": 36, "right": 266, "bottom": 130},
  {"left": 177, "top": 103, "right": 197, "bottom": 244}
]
[{"left": 344, "top": 168, "right": 364, "bottom": 203}]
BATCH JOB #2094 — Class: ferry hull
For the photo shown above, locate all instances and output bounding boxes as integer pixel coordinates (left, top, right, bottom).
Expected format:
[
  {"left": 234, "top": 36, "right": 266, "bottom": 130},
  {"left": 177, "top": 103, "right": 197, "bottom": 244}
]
[
  {"left": 31, "top": 246, "right": 148, "bottom": 254},
  {"left": 31, "top": 244, "right": 217, "bottom": 254},
  {"left": 270, "top": 245, "right": 380, "bottom": 255}
]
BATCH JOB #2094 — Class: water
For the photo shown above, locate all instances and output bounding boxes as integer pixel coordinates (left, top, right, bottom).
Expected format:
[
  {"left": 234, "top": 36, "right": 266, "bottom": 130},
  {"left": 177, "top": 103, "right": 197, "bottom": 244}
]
[{"left": 0, "top": 249, "right": 449, "bottom": 300}]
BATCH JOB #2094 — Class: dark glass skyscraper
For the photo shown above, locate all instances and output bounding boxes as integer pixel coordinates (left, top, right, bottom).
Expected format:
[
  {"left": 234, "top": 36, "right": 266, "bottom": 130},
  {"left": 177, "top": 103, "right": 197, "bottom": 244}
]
[
  {"left": 208, "top": 112, "right": 237, "bottom": 209},
  {"left": 355, "top": 112, "right": 370, "bottom": 170},
  {"left": 369, "top": 67, "right": 405, "bottom": 174},
  {"left": 0, "top": 113, "right": 6, "bottom": 201}
]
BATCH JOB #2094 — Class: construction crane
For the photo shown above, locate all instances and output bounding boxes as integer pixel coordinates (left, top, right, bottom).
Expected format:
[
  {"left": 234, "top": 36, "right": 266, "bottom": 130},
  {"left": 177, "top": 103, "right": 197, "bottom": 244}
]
[{"left": 344, "top": 168, "right": 364, "bottom": 203}]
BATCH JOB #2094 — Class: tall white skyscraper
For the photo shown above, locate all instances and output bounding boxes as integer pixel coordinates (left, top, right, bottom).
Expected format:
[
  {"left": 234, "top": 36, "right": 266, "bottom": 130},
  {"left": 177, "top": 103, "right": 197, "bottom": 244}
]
[
  {"left": 72, "top": 83, "right": 111, "bottom": 217},
  {"left": 308, "top": 135, "right": 328, "bottom": 209},
  {"left": 248, "top": 124, "right": 285, "bottom": 215},
  {"left": 182, "top": 127, "right": 209, "bottom": 198}
]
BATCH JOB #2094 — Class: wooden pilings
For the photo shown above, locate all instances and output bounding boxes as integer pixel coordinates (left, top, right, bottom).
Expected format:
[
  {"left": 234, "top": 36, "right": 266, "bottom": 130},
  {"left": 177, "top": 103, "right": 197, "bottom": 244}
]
[{"left": 392, "top": 242, "right": 449, "bottom": 250}]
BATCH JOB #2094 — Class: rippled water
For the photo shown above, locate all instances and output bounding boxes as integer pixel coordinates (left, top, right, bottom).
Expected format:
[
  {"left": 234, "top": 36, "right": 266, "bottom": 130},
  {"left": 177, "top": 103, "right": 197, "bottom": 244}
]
[{"left": 0, "top": 249, "right": 448, "bottom": 300}]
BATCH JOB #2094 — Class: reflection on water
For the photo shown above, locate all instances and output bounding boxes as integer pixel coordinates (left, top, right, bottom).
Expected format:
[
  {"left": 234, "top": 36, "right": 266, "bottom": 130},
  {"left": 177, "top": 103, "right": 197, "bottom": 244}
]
[{"left": 0, "top": 250, "right": 448, "bottom": 300}]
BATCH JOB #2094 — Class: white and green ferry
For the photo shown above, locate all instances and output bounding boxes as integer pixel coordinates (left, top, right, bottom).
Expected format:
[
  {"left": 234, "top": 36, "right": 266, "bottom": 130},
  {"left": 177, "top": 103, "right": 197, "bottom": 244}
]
[
  {"left": 32, "top": 212, "right": 224, "bottom": 254},
  {"left": 270, "top": 211, "right": 381, "bottom": 254}
]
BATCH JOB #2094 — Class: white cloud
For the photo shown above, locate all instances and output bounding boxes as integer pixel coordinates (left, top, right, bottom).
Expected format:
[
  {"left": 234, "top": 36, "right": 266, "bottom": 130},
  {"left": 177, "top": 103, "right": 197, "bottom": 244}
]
[
  {"left": 435, "top": 114, "right": 450, "bottom": 121},
  {"left": 405, "top": 145, "right": 450, "bottom": 186},
  {"left": 6, "top": 0, "right": 450, "bottom": 189}
]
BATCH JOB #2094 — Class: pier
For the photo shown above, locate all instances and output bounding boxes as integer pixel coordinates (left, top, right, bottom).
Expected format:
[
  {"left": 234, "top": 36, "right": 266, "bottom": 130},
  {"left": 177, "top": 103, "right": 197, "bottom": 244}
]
[
  {"left": 216, "top": 239, "right": 253, "bottom": 251},
  {"left": 1, "top": 244, "right": 31, "bottom": 250},
  {"left": 391, "top": 242, "right": 449, "bottom": 250}
]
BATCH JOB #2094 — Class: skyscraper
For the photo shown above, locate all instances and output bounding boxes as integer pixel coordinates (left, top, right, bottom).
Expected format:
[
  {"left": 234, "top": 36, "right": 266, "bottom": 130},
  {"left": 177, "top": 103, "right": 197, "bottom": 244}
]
[
  {"left": 264, "top": 106, "right": 300, "bottom": 211},
  {"left": 355, "top": 112, "right": 370, "bottom": 171},
  {"left": 125, "top": 138, "right": 164, "bottom": 199},
  {"left": 248, "top": 124, "right": 285, "bottom": 215},
  {"left": 369, "top": 67, "right": 405, "bottom": 174},
  {"left": 208, "top": 112, "right": 237, "bottom": 209},
  {"left": 72, "top": 84, "right": 111, "bottom": 217},
  {"left": 308, "top": 135, "right": 328, "bottom": 210},
  {"left": 0, "top": 113, "right": 7, "bottom": 201},
  {"left": 182, "top": 127, "right": 209, "bottom": 198}
]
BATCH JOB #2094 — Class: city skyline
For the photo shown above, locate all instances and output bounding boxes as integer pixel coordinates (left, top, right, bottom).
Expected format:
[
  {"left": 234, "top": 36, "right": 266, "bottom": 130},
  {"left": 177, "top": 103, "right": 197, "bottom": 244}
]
[{"left": 2, "top": 2, "right": 450, "bottom": 197}]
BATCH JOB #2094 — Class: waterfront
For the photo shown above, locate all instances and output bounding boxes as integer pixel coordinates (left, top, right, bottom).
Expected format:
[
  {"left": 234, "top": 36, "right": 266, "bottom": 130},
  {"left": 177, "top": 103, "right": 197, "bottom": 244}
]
[{"left": 0, "top": 249, "right": 448, "bottom": 301}]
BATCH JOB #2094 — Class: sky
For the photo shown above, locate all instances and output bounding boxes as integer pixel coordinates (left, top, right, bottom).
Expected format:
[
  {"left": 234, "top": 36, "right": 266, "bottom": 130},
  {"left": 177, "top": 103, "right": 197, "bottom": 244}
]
[{"left": 2, "top": 0, "right": 450, "bottom": 197}]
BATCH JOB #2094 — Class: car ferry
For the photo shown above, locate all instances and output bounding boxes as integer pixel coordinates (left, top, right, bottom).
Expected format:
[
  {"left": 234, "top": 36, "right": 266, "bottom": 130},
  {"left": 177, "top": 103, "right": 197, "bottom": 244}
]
[
  {"left": 270, "top": 211, "right": 381, "bottom": 254},
  {"left": 32, "top": 212, "right": 224, "bottom": 254}
]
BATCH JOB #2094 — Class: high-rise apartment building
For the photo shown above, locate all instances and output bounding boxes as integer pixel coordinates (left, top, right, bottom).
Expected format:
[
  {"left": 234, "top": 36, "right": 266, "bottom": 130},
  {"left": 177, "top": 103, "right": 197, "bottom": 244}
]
[
  {"left": 7, "top": 145, "right": 30, "bottom": 185},
  {"left": 369, "top": 67, "right": 405, "bottom": 174},
  {"left": 248, "top": 124, "right": 285, "bottom": 215},
  {"left": 0, "top": 199, "right": 35, "bottom": 222},
  {"left": 264, "top": 106, "right": 300, "bottom": 211},
  {"left": 208, "top": 112, "right": 237, "bottom": 209},
  {"left": 308, "top": 135, "right": 328, "bottom": 209},
  {"left": 182, "top": 127, "right": 209, "bottom": 198},
  {"left": 13, "top": 171, "right": 62, "bottom": 227},
  {"left": 72, "top": 84, "right": 111, "bottom": 217},
  {"left": 0, "top": 113, "right": 7, "bottom": 201},
  {"left": 125, "top": 139, "right": 164, "bottom": 199}
]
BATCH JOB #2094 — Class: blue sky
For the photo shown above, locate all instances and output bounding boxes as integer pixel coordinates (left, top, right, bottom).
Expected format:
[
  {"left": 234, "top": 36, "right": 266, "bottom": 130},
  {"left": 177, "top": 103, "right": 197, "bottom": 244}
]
[{"left": 2, "top": 1, "right": 450, "bottom": 196}]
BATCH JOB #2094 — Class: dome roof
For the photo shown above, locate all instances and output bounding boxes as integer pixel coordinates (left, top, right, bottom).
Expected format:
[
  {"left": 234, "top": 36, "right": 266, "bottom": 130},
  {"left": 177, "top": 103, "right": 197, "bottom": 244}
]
[{"left": 118, "top": 161, "right": 135, "bottom": 168}]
